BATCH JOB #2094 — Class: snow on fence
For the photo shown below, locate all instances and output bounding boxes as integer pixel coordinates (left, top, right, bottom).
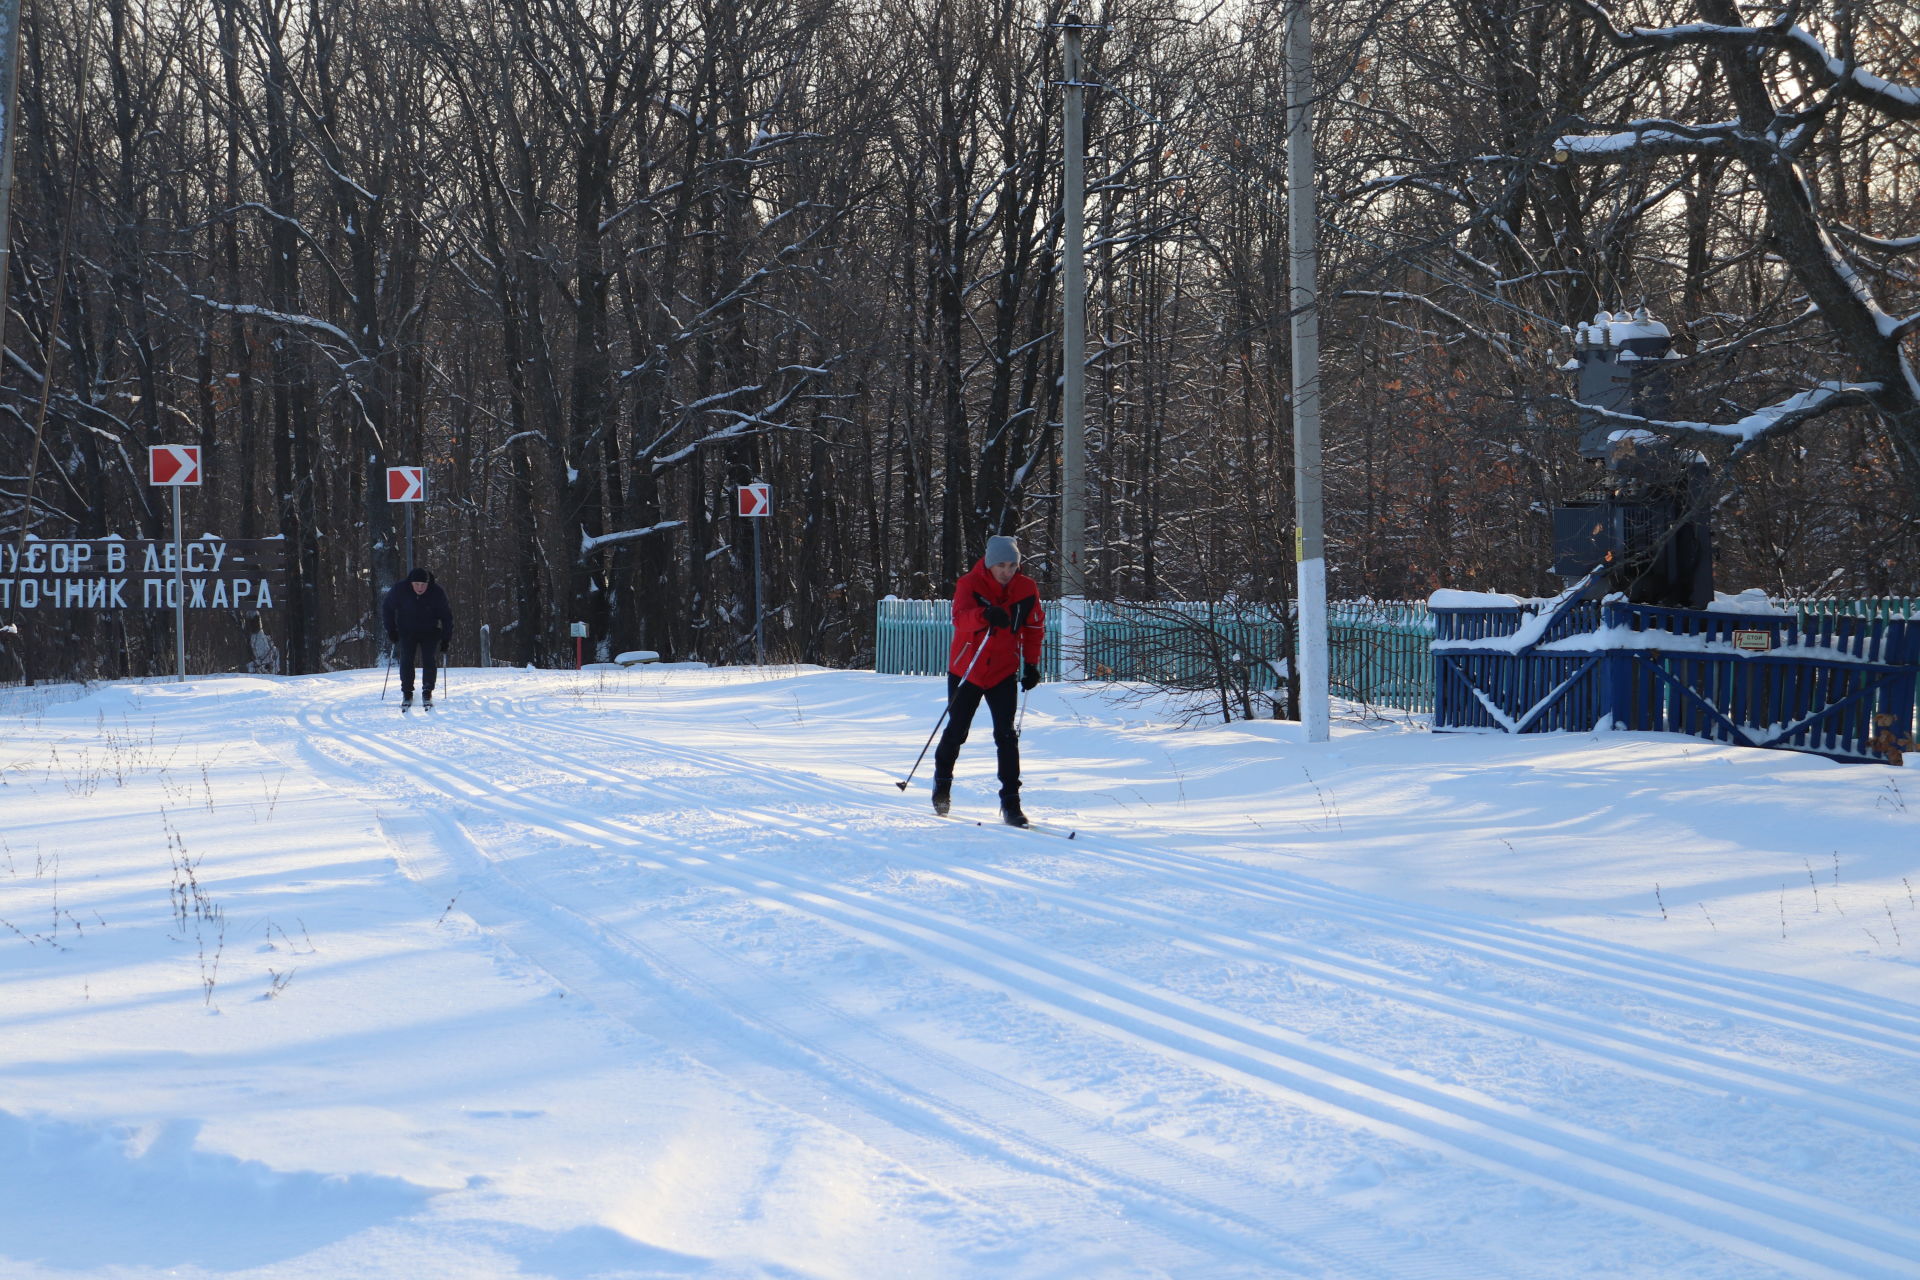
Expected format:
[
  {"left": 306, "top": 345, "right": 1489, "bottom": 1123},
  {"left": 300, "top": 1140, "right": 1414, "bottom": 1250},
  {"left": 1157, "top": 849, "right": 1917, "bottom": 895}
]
[{"left": 1431, "top": 597, "right": 1920, "bottom": 764}]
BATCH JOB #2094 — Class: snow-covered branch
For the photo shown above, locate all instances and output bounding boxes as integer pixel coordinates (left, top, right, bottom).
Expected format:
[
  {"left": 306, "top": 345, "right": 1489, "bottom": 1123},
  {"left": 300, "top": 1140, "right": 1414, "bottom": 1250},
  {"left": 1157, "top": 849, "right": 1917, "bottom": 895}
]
[
  {"left": 580, "top": 521, "right": 686, "bottom": 556},
  {"left": 1831, "top": 221, "right": 1920, "bottom": 256},
  {"left": 1554, "top": 119, "right": 1740, "bottom": 163},
  {"left": 181, "top": 292, "right": 366, "bottom": 363},
  {"left": 1557, "top": 382, "right": 1880, "bottom": 453},
  {"left": 1564, "top": 2, "right": 1920, "bottom": 122}
]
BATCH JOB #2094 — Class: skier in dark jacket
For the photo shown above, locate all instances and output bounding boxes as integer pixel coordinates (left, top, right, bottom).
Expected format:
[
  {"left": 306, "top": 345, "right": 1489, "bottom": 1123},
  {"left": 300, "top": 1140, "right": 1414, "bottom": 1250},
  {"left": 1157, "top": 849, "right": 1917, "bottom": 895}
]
[
  {"left": 381, "top": 567, "right": 453, "bottom": 709},
  {"left": 932, "top": 535, "right": 1044, "bottom": 826}
]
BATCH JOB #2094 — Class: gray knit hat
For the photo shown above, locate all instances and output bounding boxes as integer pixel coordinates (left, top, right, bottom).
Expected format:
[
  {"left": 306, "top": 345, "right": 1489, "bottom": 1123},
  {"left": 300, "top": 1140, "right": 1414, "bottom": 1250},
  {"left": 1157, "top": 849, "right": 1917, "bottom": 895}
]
[{"left": 983, "top": 535, "right": 1021, "bottom": 567}]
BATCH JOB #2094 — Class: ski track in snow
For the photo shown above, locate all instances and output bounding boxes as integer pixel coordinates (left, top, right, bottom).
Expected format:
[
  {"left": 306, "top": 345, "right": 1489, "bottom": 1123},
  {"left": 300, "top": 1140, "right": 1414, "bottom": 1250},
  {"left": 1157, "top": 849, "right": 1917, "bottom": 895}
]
[{"left": 257, "top": 674, "right": 1920, "bottom": 1280}]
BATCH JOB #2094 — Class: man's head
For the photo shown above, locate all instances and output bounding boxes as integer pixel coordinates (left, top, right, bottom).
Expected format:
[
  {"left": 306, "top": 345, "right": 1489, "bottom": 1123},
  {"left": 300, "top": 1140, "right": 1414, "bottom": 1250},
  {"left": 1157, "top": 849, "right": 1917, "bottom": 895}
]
[
  {"left": 983, "top": 536, "right": 1020, "bottom": 586},
  {"left": 407, "top": 567, "right": 430, "bottom": 595}
]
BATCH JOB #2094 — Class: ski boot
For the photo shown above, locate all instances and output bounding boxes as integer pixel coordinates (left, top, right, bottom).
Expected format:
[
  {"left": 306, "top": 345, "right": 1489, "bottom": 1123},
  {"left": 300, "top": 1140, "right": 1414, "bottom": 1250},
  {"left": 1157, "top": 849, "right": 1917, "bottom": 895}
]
[
  {"left": 1000, "top": 798, "right": 1029, "bottom": 828},
  {"left": 931, "top": 781, "right": 952, "bottom": 817}
]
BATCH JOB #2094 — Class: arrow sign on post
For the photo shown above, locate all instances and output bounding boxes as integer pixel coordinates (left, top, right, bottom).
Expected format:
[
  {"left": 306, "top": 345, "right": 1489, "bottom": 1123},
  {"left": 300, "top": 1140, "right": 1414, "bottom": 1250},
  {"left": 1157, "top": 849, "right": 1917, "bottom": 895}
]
[
  {"left": 737, "top": 483, "right": 771, "bottom": 663},
  {"left": 386, "top": 467, "right": 426, "bottom": 502},
  {"left": 148, "top": 444, "right": 202, "bottom": 487},
  {"left": 147, "top": 444, "right": 201, "bottom": 683}
]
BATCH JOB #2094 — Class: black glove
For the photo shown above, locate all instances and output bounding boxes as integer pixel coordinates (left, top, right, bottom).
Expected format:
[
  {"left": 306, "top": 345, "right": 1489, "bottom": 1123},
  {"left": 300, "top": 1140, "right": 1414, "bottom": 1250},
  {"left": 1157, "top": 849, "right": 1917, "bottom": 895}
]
[
  {"left": 981, "top": 604, "right": 1012, "bottom": 630},
  {"left": 1021, "top": 663, "right": 1042, "bottom": 692}
]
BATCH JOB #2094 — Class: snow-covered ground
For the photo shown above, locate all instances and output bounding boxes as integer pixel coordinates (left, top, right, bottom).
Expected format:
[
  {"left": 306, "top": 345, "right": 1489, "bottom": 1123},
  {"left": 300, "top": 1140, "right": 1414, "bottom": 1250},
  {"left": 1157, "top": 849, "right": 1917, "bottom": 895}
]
[{"left": 3, "top": 664, "right": 1918, "bottom": 1280}]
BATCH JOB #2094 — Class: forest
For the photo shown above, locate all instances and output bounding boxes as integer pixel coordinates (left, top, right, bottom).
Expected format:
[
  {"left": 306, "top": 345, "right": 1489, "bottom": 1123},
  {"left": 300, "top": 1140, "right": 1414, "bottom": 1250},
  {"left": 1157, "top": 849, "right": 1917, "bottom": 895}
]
[{"left": 1, "top": 0, "right": 1916, "bottom": 680}]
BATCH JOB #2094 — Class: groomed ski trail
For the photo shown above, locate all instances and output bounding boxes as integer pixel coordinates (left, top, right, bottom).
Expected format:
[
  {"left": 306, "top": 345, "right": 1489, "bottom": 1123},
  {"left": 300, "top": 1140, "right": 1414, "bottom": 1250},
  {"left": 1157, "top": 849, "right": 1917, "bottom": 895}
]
[
  {"left": 286, "top": 694, "right": 1491, "bottom": 1279},
  {"left": 275, "top": 676, "right": 1920, "bottom": 1279}
]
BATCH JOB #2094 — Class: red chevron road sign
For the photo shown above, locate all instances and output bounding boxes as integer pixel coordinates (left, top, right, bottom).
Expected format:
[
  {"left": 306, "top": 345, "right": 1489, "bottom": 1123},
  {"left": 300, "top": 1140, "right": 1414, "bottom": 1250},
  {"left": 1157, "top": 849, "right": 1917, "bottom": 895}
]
[
  {"left": 148, "top": 445, "right": 202, "bottom": 486},
  {"left": 387, "top": 466, "right": 426, "bottom": 502}
]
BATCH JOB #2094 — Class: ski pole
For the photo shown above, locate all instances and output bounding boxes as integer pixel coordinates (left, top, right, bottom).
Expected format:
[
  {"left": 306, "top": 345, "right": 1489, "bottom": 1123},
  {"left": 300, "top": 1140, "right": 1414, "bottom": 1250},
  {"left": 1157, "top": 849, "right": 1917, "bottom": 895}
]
[
  {"left": 896, "top": 624, "right": 992, "bottom": 791},
  {"left": 1014, "top": 601, "right": 1036, "bottom": 738},
  {"left": 381, "top": 652, "right": 392, "bottom": 702}
]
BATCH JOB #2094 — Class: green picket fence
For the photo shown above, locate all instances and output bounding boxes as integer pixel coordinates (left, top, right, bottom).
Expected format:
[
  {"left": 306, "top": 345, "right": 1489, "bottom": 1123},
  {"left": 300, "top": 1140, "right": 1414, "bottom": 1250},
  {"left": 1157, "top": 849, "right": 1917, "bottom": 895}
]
[
  {"left": 1788, "top": 597, "right": 1920, "bottom": 623},
  {"left": 874, "top": 598, "right": 1291, "bottom": 685},
  {"left": 1329, "top": 607, "right": 1436, "bottom": 714},
  {"left": 875, "top": 597, "right": 1436, "bottom": 714}
]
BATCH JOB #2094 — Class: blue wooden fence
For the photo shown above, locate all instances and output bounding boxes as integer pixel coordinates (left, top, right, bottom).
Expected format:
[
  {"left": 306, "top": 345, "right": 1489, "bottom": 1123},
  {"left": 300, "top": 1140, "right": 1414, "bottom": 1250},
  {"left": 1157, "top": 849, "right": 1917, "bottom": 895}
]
[{"left": 1431, "top": 596, "right": 1920, "bottom": 764}]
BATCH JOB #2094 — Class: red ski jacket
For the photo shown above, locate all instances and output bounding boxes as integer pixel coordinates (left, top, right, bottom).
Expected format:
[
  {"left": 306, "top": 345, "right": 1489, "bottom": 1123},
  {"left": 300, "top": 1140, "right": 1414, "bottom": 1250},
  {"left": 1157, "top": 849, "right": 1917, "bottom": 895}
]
[{"left": 947, "top": 560, "right": 1044, "bottom": 688}]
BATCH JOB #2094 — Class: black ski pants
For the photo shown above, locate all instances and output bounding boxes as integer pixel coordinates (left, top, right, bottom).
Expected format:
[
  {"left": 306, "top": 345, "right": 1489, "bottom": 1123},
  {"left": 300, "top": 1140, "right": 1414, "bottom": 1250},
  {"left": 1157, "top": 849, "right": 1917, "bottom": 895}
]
[
  {"left": 933, "top": 672, "right": 1020, "bottom": 802},
  {"left": 396, "top": 633, "right": 441, "bottom": 696}
]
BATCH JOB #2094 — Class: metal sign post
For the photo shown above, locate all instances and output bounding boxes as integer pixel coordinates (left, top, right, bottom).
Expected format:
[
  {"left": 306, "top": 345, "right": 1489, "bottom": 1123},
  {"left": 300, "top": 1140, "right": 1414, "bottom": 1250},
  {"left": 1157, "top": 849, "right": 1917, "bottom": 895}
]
[
  {"left": 149, "top": 445, "right": 202, "bottom": 681},
  {"left": 570, "top": 620, "right": 587, "bottom": 670},
  {"left": 172, "top": 487, "right": 185, "bottom": 679},
  {"left": 738, "top": 483, "right": 771, "bottom": 665}
]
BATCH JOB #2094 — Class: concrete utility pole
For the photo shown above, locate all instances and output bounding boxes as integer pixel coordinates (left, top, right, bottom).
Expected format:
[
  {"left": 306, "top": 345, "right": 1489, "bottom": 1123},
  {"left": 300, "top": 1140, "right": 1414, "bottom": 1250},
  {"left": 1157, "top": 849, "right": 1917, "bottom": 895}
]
[
  {"left": 1285, "top": 0, "right": 1330, "bottom": 742},
  {"left": 1057, "top": 13, "right": 1090, "bottom": 678}
]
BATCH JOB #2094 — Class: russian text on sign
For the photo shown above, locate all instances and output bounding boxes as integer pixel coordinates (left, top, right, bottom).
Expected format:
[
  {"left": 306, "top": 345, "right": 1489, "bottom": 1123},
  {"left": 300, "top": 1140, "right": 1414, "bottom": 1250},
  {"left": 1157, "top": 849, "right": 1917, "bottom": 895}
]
[{"left": 2, "top": 537, "right": 284, "bottom": 610}]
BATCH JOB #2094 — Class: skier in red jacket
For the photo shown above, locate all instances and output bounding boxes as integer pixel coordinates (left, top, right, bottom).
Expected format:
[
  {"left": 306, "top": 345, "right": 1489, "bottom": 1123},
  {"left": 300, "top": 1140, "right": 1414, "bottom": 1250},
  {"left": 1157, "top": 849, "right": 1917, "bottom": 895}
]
[{"left": 933, "top": 535, "right": 1045, "bottom": 826}]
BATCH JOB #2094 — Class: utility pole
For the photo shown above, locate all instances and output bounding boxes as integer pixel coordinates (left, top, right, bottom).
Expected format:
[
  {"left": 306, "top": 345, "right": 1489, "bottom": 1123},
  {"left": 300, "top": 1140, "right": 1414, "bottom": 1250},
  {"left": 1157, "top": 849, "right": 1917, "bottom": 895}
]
[
  {"left": 1286, "top": 0, "right": 1330, "bottom": 742},
  {"left": 1057, "top": 13, "right": 1090, "bottom": 678}
]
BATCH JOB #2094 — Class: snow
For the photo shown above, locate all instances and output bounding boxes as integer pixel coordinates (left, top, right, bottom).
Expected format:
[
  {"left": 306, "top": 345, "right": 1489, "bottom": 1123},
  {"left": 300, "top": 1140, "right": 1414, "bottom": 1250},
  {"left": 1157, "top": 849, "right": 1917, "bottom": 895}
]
[
  {"left": 1715, "top": 589, "right": 1793, "bottom": 617},
  {"left": 1556, "top": 126, "right": 1725, "bottom": 157},
  {"left": 4, "top": 666, "right": 1920, "bottom": 1279},
  {"left": 1527, "top": 625, "right": 1884, "bottom": 664},
  {"left": 1566, "top": 382, "right": 1881, "bottom": 449},
  {"left": 1787, "top": 25, "right": 1920, "bottom": 110},
  {"left": 1717, "top": 384, "right": 1879, "bottom": 444},
  {"left": 1574, "top": 309, "right": 1671, "bottom": 346},
  {"left": 1427, "top": 588, "right": 1526, "bottom": 609},
  {"left": 580, "top": 521, "right": 687, "bottom": 555}
]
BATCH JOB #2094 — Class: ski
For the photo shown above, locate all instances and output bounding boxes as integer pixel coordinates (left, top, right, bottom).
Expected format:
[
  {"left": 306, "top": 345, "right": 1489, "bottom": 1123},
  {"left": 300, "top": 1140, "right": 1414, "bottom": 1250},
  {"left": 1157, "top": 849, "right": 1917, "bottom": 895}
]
[{"left": 929, "top": 810, "right": 1075, "bottom": 840}]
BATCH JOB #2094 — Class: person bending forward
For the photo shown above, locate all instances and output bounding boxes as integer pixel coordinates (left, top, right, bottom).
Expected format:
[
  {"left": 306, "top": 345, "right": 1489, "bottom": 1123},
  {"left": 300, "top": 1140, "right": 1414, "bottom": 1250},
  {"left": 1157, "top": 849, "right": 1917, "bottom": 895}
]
[{"left": 381, "top": 567, "right": 453, "bottom": 709}]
